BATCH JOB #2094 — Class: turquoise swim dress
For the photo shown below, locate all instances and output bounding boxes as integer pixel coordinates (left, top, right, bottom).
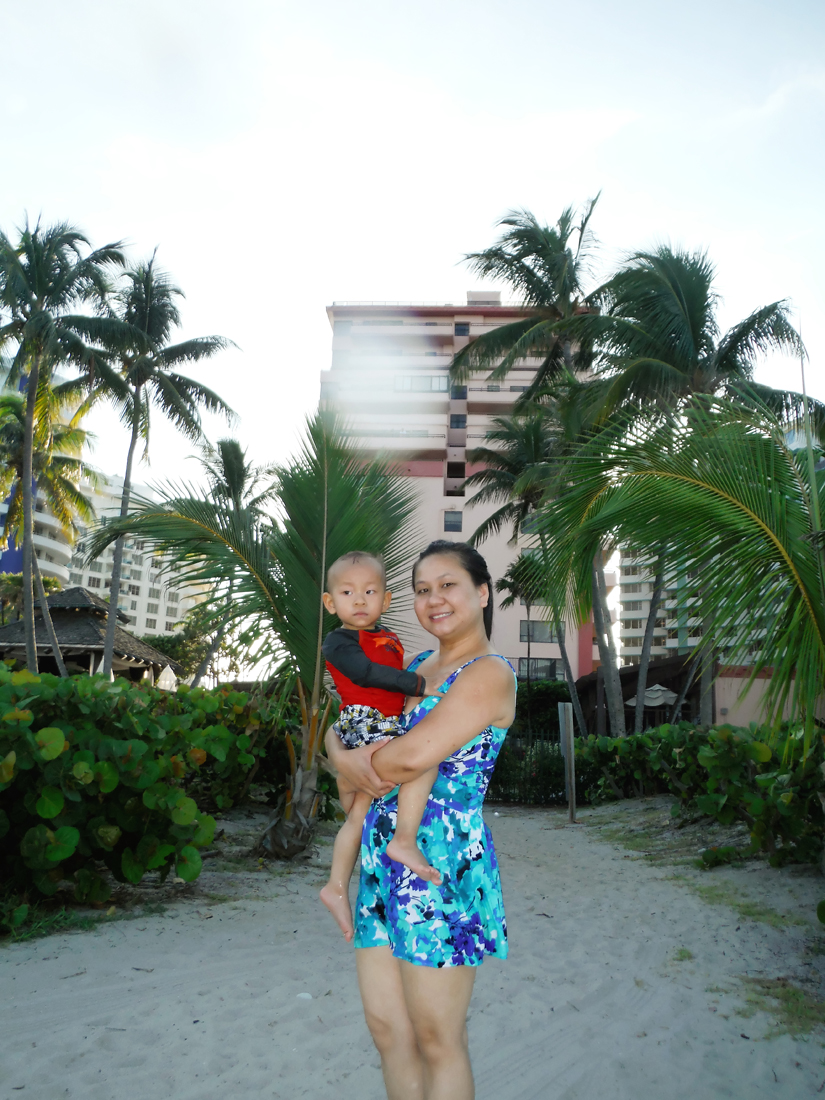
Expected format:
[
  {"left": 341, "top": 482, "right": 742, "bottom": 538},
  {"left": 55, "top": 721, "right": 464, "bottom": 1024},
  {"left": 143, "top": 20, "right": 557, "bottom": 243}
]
[{"left": 354, "top": 651, "right": 515, "bottom": 967}]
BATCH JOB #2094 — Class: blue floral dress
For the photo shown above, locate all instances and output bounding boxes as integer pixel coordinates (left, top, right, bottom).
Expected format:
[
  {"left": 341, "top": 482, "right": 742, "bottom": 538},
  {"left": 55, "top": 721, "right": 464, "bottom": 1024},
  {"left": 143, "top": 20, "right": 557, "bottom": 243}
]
[{"left": 354, "top": 651, "right": 515, "bottom": 967}]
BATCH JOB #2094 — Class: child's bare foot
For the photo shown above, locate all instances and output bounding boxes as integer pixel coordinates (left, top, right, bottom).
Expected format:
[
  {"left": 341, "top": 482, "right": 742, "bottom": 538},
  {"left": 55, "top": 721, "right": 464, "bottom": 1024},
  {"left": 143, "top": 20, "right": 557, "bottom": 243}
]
[
  {"left": 386, "top": 837, "right": 442, "bottom": 885},
  {"left": 320, "top": 883, "right": 354, "bottom": 941}
]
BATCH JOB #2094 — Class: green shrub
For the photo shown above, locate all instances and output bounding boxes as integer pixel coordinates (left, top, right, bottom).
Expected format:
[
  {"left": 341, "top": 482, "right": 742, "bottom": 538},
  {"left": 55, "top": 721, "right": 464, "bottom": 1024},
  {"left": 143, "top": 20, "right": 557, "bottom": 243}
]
[
  {"left": 0, "top": 668, "right": 298, "bottom": 912},
  {"left": 576, "top": 721, "right": 825, "bottom": 865}
]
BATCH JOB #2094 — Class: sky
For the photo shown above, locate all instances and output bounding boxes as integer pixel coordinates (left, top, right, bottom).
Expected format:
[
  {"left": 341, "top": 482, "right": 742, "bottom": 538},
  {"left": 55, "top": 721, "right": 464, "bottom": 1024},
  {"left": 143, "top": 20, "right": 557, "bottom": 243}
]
[{"left": 2, "top": 0, "right": 824, "bottom": 489}]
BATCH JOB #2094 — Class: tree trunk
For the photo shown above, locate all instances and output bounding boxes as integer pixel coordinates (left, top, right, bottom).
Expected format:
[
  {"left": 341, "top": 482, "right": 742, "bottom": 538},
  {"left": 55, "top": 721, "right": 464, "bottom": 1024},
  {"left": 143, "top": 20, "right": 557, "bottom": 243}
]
[
  {"left": 634, "top": 556, "right": 665, "bottom": 733},
  {"left": 33, "top": 555, "right": 68, "bottom": 677},
  {"left": 556, "top": 621, "right": 588, "bottom": 738},
  {"left": 592, "top": 561, "right": 625, "bottom": 735},
  {"left": 668, "top": 659, "right": 698, "bottom": 724},
  {"left": 699, "top": 646, "right": 714, "bottom": 725},
  {"left": 190, "top": 595, "right": 233, "bottom": 688},
  {"left": 103, "top": 383, "right": 141, "bottom": 676},
  {"left": 21, "top": 352, "right": 42, "bottom": 672},
  {"left": 525, "top": 602, "right": 532, "bottom": 734}
]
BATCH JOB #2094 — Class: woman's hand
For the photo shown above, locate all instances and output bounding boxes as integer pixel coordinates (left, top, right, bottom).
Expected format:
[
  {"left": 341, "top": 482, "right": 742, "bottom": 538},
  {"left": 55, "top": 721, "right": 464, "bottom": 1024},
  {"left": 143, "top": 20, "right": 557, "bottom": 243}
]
[{"left": 325, "top": 727, "right": 396, "bottom": 800}]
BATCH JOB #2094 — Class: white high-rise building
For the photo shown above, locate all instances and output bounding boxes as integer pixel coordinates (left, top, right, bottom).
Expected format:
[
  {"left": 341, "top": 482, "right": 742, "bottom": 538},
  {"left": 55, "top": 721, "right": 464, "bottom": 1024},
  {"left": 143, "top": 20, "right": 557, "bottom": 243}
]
[
  {"left": 618, "top": 554, "right": 700, "bottom": 664},
  {"left": 64, "top": 473, "right": 204, "bottom": 636},
  {"left": 322, "top": 292, "right": 599, "bottom": 680}
]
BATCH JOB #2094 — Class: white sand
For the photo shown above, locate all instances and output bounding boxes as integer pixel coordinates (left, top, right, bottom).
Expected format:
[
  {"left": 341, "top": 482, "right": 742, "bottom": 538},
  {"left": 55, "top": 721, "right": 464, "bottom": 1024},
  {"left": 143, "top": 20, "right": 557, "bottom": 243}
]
[{"left": 2, "top": 800, "right": 824, "bottom": 1099}]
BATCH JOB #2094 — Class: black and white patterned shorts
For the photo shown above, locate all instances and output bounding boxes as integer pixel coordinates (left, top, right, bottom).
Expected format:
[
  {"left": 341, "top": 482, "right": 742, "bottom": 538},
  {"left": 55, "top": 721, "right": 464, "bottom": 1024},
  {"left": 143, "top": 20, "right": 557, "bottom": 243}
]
[{"left": 334, "top": 704, "right": 401, "bottom": 749}]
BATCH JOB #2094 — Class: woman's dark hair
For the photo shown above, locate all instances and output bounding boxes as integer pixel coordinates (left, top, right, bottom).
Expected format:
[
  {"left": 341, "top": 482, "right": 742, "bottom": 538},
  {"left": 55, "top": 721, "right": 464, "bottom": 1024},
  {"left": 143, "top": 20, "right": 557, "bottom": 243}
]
[{"left": 411, "top": 540, "right": 494, "bottom": 639}]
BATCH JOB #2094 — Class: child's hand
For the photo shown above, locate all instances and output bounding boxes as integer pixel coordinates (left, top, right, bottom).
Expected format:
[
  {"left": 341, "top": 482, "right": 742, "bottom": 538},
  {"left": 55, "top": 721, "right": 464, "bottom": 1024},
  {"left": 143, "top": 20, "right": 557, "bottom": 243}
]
[{"left": 424, "top": 680, "right": 445, "bottom": 698}]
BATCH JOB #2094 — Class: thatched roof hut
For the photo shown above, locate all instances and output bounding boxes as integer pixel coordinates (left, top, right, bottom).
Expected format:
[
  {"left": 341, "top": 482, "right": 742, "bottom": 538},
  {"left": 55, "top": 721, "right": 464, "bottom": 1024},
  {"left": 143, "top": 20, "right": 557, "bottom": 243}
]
[{"left": 0, "top": 586, "right": 182, "bottom": 680}]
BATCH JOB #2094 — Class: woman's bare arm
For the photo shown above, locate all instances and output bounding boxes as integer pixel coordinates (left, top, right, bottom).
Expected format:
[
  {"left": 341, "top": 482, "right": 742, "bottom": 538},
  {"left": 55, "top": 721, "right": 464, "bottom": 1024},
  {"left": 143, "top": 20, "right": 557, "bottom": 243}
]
[
  {"left": 325, "top": 726, "right": 396, "bottom": 800},
  {"left": 371, "top": 659, "right": 515, "bottom": 786}
]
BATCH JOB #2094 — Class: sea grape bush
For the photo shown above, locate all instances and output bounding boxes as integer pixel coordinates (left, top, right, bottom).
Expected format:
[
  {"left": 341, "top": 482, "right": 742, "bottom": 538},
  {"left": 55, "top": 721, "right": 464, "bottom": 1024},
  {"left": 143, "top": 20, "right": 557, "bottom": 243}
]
[
  {"left": 0, "top": 668, "right": 297, "bottom": 908},
  {"left": 576, "top": 721, "right": 825, "bottom": 865}
]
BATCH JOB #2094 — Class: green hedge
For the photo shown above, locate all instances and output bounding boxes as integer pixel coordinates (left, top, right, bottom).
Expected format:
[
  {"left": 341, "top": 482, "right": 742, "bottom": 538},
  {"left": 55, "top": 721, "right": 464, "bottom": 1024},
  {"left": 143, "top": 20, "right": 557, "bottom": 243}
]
[
  {"left": 576, "top": 721, "right": 824, "bottom": 865},
  {"left": 0, "top": 668, "right": 297, "bottom": 924}
]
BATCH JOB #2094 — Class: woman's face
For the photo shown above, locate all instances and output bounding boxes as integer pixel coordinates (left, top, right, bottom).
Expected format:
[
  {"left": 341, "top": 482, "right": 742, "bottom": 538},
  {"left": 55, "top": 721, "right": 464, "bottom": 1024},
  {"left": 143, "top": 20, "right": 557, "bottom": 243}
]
[{"left": 413, "top": 553, "right": 488, "bottom": 641}]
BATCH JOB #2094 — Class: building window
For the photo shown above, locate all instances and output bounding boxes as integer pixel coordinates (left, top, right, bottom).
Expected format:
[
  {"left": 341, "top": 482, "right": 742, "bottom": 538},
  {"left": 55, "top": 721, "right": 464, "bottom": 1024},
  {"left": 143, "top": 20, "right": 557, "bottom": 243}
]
[
  {"left": 395, "top": 375, "right": 449, "bottom": 392},
  {"left": 335, "top": 319, "right": 352, "bottom": 333},
  {"left": 130, "top": 569, "right": 142, "bottom": 581},
  {"left": 449, "top": 414, "right": 467, "bottom": 429},
  {"left": 148, "top": 587, "right": 161, "bottom": 599},
  {"left": 450, "top": 384, "right": 467, "bottom": 399},
  {"left": 165, "top": 621, "right": 176, "bottom": 632},
  {"left": 519, "top": 620, "right": 559, "bottom": 643},
  {"left": 621, "top": 565, "right": 640, "bottom": 576},
  {"left": 624, "top": 619, "right": 645, "bottom": 630},
  {"left": 454, "top": 323, "right": 470, "bottom": 336},
  {"left": 167, "top": 606, "right": 179, "bottom": 619},
  {"left": 486, "top": 384, "right": 500, "bottom": 392},
  {"left": 446, "top": 462, "right": 465, "bottom": 479},
  {"left": 147, "top": 602, "right": 159, "bottom": 614},
  {"left": 623, "top": 583, "right": 642, "bottom": 594},
  {"left": 509, "top": 385, "right": 529, "bottom": 392},
  {"left": 622, "top": 601, "right": 643, "bottom": 611},
  {"left": 517, "top": 658, "right": 556, "bottom": 681},
  {"left": 145, "top": 618, "right": 157, "bottom": 630},
  {"left": 128, "top": 584, "right": 140, "bottom": 596},
  {"left": 69, "top": 572, "right": 83, "bottom": 585},
  {"left": 131, "top": 600, "right": 138, "bottom": 611},
  {"left": 89, "top": 561, "right": 102, "bottom": 573},
  {"left": 444, "top": 511, "right": 463, "bottom": 533},
  {"left": 167, "top": 591, "right": 179, "bottom": 603}
]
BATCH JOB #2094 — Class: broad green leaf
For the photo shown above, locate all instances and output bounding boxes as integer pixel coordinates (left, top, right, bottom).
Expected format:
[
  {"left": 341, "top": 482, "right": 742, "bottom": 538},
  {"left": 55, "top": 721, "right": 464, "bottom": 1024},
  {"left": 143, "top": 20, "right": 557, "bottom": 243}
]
[
  {"left": 8, "top": 903, "right": 29, "bottom": 928},
  {"left": 35, "top": 727, "right": 66, "bottom": 760},
  {"left": 74, "top": 868, "right": 111, "bottom": 904},
  {"left": 748, "top": 742, "right": 773, "bottom": 763},
  {"left": 121, "top": 848, "right": 145, "bottom": 884},
  {"left": 93, "top": 761, "right": 119, "bottom": 793},
  {"left": 175, "top": 845, "right": 203, "bottom": 882},
  {"left": 72, "top": 760, "right": 94, "bottom": 784},
  {"left": 96, "top": 824, "right": 121, "bottom": 849},
  {"left": 47, "top": 826, "right": 80, "bottom": 861},
  {"left": 0, "top": 750, "right": 15, "bottom": 783},
  {"left": 36, "top": 786, "right": 65, "bottom": 819},
  {"left": 171, "top": 797, "right": 197, "bottom": 826}
]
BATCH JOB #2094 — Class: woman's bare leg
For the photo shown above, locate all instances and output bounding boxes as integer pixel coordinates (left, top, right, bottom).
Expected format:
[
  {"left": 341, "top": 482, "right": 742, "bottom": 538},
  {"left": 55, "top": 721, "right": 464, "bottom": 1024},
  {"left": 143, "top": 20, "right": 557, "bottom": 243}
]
[
  {"left": 320, "top": 790, "right": 371, "bottom": 941},
  {"left": 400, "top": 961, "right": 476, "bottom": 1100},
  {"left": 356, "top": 946, "right": 425, "bottom": 1100},
  {"left": 386, "top": 766, "right": 441, "bottom": 884}
]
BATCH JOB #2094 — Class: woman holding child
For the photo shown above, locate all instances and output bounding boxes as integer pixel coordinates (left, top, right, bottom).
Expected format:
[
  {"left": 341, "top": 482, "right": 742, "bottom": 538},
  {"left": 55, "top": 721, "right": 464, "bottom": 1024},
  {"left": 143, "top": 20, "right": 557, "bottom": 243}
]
[{"left": 325, "top": 540, "right": 516, "bottom": 1100}]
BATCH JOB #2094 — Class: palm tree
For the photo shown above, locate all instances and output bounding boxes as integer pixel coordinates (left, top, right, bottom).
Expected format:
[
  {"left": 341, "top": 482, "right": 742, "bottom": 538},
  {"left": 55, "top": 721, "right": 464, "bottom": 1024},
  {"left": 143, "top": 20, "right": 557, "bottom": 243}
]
[
  {"left": 0, "top": 388, "right": 95, "bottom": 675},
  {"left": 535, "top": 396, "right": 825, "bottom": 749},
  {"left": 561, "top": 246, "right": 808, "bottom": 424},
  {"left": 0, "top": 220, "right": 128, "bottom": 670},
  {"left": 187, "top": 438, "right": 278, "bottom": 687},
  {"left": 463, "top": 411, "right": 588, "bottom": 732},
  {"left": 464, "top": 410, "right": 561, "bottom": 544},
  {"left": 84, "top": 412, "right": 419, "bottom": 856},
  {"left": 0, "top": 571, "right": 61, "bottom": 626},
  {"left": 556, "top": 245, "right": 812, "bottom": 731},
  {"left": 99, "top": 256, "right": 234, "bottom": 676},
  {"left": 450, "top": 198, "right": 600, "bottom": 397}
]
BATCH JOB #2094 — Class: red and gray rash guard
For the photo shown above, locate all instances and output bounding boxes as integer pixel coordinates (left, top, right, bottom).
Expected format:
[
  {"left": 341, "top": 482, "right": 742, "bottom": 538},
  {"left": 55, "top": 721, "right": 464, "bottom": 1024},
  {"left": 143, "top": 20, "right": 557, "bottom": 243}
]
[{"left": 322, "top": 625, "right": 426, "bottom": 718}]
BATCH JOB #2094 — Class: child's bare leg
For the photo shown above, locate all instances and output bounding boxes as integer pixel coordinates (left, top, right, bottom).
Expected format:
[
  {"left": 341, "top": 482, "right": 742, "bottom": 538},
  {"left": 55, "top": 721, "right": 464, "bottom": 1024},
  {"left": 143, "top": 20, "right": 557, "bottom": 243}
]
[
  {"left": 386, "top": 767, "right": 441, "bottom": 885},
  {"left": 320, "top": 790, "right": 372, "bottom": 941}
]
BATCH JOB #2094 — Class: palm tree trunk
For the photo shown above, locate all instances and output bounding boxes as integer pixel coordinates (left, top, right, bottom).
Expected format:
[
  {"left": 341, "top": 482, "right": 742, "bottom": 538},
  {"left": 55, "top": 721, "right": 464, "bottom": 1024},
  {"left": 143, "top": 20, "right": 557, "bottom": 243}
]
[
  {"left": 33, "top": 555, "right": 68, "bottom": 678},
  {"left": 103, "top": 383, "right": 141, "bottom": 676},
  {"left": 21, "top": 352, "right": 42, "bottom": 672},
  {"left": 699, "top": 640, "right": 714, "bottom": 725},
  {"left": 668, "top": 658, "right": 698, "bottom": 723},
  {"left": 525, "top": 603, "right": 532, "bottom": 734},
  {"left": 190, "top": 594, "right": 233, "bottom": 688},
  {"left": 634, "top": 555, "right": 665, "bottom": 733},
  {"left": 556, "top": 623, "right": 588, "bottom": 737},
  {"left": 592, "top": 561, "right": 626, "bottom": 735}
]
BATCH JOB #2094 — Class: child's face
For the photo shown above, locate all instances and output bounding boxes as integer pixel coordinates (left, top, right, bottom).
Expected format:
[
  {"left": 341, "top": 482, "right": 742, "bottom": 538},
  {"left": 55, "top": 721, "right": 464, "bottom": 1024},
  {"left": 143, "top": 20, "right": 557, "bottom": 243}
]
[{"left": 322, "top": 562, "right": 391, "bottom": 630}]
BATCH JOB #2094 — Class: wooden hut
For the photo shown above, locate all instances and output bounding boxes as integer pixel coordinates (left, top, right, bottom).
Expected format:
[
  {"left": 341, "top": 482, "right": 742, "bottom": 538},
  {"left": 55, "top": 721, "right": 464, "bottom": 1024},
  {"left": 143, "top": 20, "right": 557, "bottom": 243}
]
[{"left": 0, "top": 586, "right": 182, "bottom": 681}]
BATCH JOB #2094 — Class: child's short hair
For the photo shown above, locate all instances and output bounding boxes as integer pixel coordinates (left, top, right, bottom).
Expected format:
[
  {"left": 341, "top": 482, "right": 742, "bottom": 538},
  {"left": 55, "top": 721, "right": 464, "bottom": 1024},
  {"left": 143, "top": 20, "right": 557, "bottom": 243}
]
[{"left": 326, "top": 551, "right": 386, "bottom": 589}]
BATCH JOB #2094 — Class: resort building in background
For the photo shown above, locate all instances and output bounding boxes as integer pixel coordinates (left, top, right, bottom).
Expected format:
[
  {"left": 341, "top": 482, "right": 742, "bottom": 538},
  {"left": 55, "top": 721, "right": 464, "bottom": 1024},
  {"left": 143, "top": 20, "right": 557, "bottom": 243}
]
[
  {"left": 618, "top": 554, "right": 701, "bottom": 666},
  {"left": 321, "top": 291, "right": 601, "bottom": 680},
  {"left": 0, "top": 473, "right": 203, "bottom": 638}
]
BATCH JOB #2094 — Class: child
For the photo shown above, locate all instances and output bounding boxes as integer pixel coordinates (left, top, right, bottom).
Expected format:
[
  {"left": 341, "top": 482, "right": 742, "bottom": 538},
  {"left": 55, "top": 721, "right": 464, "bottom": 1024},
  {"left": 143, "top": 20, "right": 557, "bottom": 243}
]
[{"left": 319, "top": 550, "right": 441, "bottom": 941}]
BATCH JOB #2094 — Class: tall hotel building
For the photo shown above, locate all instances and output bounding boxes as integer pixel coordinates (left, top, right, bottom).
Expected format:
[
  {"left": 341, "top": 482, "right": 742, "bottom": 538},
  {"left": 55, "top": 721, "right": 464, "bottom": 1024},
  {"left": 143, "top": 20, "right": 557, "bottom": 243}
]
[{"left": 321, "top": 292, "right": 599, "bottom": 680}]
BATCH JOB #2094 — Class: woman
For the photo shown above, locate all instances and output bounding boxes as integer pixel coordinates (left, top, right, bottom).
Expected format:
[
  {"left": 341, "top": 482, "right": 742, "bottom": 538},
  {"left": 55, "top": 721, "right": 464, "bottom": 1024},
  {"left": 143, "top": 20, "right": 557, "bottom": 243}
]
[{"left": 326, "top": 540, "right": 517, "bottom": 1100}]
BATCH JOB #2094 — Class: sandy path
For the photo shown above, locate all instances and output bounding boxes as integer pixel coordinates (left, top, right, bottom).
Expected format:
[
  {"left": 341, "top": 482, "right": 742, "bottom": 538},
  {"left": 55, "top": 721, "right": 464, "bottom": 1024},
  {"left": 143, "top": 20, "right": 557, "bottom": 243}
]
[{"left": 2, "top": 802, "right": 823, "bottom": 1099}]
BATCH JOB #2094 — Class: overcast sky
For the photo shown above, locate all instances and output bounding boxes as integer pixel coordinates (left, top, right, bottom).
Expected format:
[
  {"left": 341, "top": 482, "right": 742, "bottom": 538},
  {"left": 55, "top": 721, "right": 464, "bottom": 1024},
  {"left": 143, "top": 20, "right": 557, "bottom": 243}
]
[{"left": 3, "top": 0, "right": 824, "bottom": 488}]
